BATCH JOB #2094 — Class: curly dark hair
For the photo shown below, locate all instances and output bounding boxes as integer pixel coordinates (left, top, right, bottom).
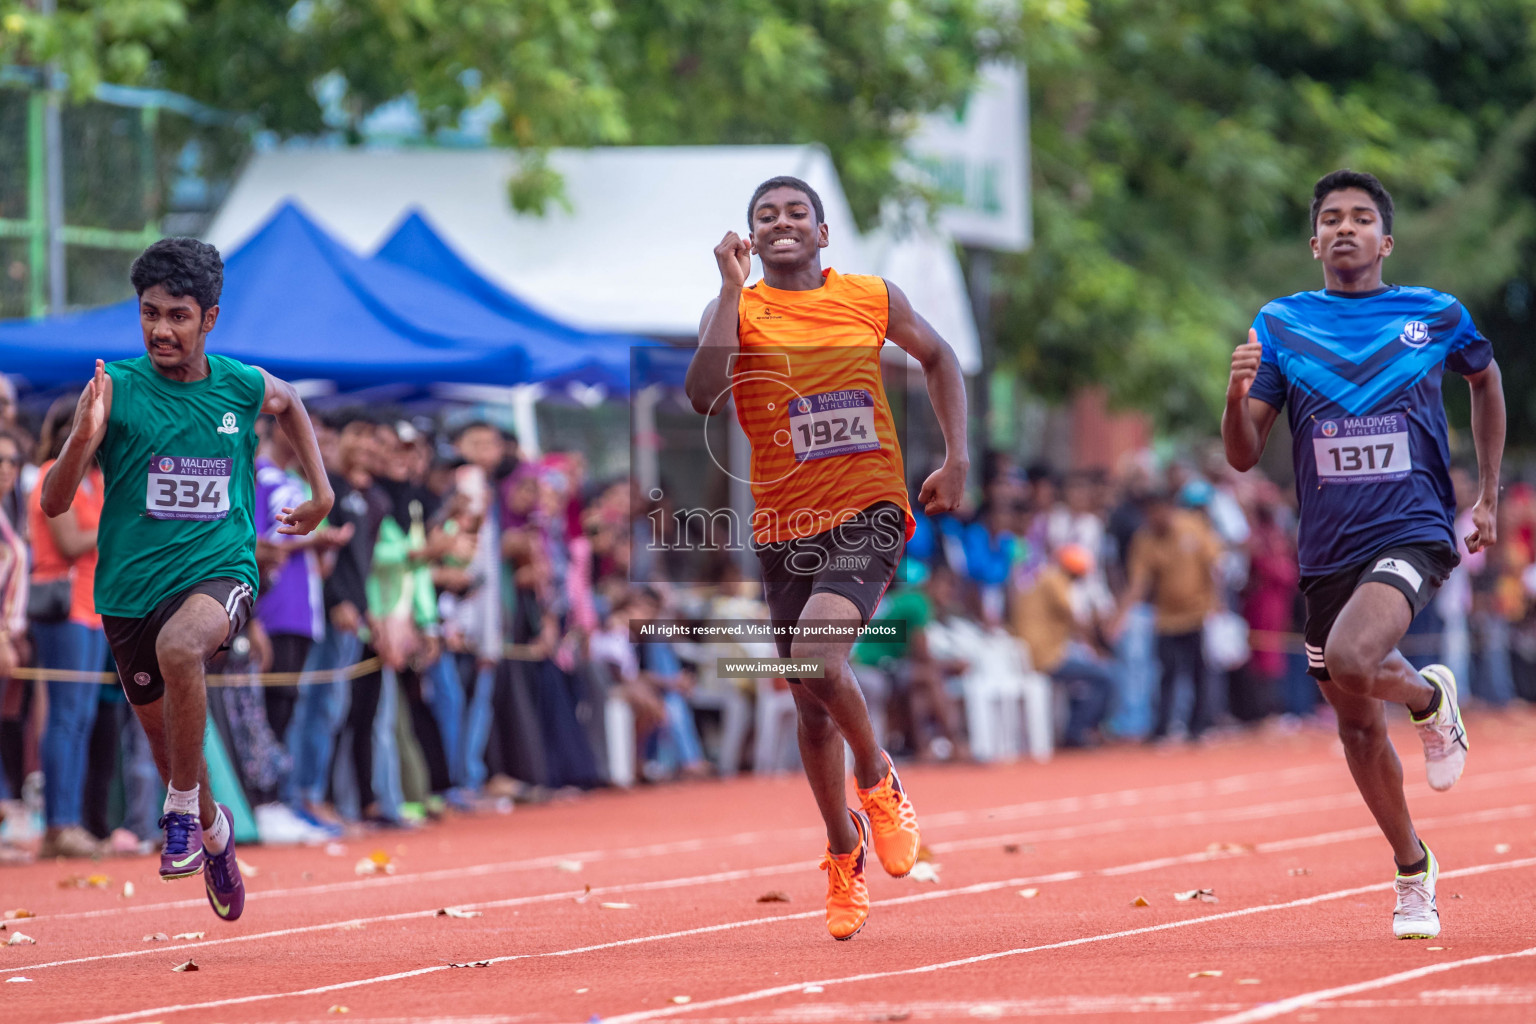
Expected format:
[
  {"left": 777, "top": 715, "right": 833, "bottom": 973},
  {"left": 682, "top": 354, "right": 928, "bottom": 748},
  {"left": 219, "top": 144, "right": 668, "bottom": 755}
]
[
  {"left": 129, "top": 237, "right": 224, "bottom": 313},
  {"left": 747, "top": 176, "right": 825, "bottom": 227},
  {"left": 1310, "top": 169, "right": 1394, "bottom": 236}
]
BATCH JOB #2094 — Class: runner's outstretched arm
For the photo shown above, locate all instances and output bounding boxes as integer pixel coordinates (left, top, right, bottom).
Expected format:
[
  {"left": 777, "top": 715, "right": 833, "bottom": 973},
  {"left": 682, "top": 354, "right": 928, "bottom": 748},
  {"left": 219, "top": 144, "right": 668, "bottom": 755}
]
[
  {"left": 256, "top": 368, "right": 334, "bottom": 536},
  {"left": 1464, "top": 359, "right": 1505, "bottom": 553},
  {"left": 883, "top": 281, "right": 968, "bottom": 514},
  {"left": 1222, "top": 328, "right": 1280, "bottom": 472},
  {"left": 41, "top": 359, "right": 112, "bottom": 517},
  {"left": 687, "top": 231, "right": 752, "bottom": 415}
]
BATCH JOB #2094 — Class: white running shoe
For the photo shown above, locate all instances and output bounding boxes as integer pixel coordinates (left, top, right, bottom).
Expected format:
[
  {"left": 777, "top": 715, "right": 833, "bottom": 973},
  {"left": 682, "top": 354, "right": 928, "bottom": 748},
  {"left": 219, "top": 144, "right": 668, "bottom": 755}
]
[
  {"left": 1393, "top": 844, "right": 1440, "bottom": 939},
  {"left": 1414, "top": 665, "right": 1468, "bottom": 792},
  {"left": 254, "top": 802, "right": 331, "bottom": 845}
]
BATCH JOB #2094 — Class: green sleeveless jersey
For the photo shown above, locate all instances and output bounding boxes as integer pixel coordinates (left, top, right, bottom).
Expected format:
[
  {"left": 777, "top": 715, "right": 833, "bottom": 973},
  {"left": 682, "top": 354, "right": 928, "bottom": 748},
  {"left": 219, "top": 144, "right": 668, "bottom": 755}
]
[{"left": 94, "top": 354, "right": 265, "bottom": 617}]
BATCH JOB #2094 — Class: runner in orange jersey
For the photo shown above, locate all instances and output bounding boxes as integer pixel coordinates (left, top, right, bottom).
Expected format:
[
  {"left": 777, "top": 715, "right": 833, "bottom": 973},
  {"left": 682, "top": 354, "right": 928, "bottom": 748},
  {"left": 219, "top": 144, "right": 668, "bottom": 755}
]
[{"left": 685, "top": 176, "right": 969, "bottom": 940}]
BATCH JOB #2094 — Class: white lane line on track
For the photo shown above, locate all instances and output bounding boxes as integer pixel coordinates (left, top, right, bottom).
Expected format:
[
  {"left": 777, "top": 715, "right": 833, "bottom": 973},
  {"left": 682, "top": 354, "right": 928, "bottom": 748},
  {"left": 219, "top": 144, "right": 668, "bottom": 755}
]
[
  {"left": 1193, "top": 945, "right": 1536, "bottom": 1023},
  {"left": 10, "top": 796, "right": 1533, "bottom": 977},
  {"left": 25, "top": 762, "right": 1340, "bottom": 924},
  {"left": 53, "top": 856, "right": 1536, "bottom": 1024},
  {"left": 598, "top": 857, "right": 1536, "bottom": 1024},
  {"left": 932, "top": 764, "right": 1536, "bottom": 857}
]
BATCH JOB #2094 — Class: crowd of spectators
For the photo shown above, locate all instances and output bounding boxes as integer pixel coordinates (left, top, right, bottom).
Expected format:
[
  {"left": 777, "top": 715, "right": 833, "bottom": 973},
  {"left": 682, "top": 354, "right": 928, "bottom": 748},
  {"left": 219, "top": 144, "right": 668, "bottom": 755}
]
[{"left": 1, "top": 387, "right": 1534, "bottom": 863}]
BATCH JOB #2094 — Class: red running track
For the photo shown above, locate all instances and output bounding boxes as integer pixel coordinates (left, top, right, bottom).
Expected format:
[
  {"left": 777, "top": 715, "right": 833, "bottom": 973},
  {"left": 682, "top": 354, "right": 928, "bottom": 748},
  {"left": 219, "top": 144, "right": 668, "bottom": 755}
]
[{"left": 4, "top": 706, "right": 1536, "bottom": 1024}]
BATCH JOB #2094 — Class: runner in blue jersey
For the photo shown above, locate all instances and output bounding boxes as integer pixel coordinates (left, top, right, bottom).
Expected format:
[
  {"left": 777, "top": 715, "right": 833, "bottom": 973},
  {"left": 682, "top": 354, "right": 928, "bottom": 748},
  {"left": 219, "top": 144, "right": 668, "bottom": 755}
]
[{"left": 1223, "top": 170, "right": 1506, "bottom": 941}]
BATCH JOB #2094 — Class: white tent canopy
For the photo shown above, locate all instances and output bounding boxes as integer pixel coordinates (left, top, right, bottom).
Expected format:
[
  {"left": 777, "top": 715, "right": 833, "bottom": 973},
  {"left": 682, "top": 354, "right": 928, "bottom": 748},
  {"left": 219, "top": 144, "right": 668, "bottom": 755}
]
[{"left": 206, "top": 145, "right": 980, "bottom": 373}]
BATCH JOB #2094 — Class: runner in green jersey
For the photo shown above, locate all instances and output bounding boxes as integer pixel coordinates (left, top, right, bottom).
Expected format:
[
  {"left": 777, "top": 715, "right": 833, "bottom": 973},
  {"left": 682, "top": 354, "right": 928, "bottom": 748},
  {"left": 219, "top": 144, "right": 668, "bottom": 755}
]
[{"left": 42, "top": 238, "right": 332, "bottom": 922}]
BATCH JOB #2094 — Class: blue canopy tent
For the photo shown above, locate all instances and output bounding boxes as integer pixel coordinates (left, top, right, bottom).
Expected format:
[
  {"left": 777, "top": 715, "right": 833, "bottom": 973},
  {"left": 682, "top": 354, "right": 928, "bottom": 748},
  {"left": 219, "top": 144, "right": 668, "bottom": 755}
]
[
  {"left": 373, "top": 210, "right": 651, "bottom": 394},
  {"left": 0, "top": 204, "right": 646, "bottom": 392}
]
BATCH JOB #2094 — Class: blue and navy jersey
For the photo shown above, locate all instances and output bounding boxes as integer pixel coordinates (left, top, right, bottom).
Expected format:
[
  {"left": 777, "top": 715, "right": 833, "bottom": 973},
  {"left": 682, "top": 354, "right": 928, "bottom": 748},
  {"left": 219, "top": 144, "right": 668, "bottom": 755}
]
[{"left": 1250, "top": 285, "right": 1493, "bottom": 576}]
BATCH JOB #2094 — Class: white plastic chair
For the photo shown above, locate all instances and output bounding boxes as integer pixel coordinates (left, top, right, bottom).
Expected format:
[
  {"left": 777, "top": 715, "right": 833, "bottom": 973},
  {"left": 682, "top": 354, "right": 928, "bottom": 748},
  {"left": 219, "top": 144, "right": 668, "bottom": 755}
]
[
  {"left": 931, "top": 618, "right": 1053, "bottom": 763},
  {"left": 604, "top": 694, "right": 636, "bottom": 788},
  {"left": 753, "top": 677, "right": 801, "bottom": 773}
]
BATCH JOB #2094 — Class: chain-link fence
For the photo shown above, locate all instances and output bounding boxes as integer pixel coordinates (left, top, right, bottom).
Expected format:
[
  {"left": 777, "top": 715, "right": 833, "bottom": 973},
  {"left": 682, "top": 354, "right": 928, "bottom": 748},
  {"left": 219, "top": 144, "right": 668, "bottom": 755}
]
[{"left": 0, "top": 84, "right": 249, "bottom": 320}]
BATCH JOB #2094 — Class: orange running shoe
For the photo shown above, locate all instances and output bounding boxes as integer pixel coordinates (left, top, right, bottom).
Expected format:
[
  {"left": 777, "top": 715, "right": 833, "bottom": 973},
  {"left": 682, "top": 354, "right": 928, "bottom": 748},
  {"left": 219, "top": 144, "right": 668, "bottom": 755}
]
[
  {"left": 819, "top": 809, "right": 871, "bottom": 941},
  {"left": 858, "top": 751, "right": 921, "bottom": 878}
]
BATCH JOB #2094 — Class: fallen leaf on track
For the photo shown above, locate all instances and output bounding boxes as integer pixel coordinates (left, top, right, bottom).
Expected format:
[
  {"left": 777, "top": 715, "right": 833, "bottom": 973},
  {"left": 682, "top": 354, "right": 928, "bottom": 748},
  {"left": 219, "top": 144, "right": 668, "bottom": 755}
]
[
  {"left": 555, "top": 860, "right": 584, "bottom": 873},
  {"left": 171, "top": 932, "right": 204, "bottom": 941},
  {"left": 1018, "top": 888, "right": 1039, "bottom": 899},
  {"left": 57, "top": 874, "right": 111, "bottom": 890},
  {"left": 1131, "top": 896, "right": 1150, "bottom": 907},
  {"left": 1188, "top": 970, "right": 1223, "bottom": 978},
  {"left": 1206, "top": 842, "right": 1251, "bottom": 855},
  {"left": 448, "top": 961, "right": 491, "bottom": 968},
  {"left": 4, "top": 909, "right": 33, "bottom": 919},
  {"left": 328, "top": 1006, "right": 349, "bottom": 1014},
  {"left": 142, "top": 933, "right": 170, "bottom": 942},
  {"left": 670, "top": 996, "right": 691, "bottom": 1005},
  {"left": 122, "top": 882, "right": 135, "bottom": 898},
  {"left": 1001, "top": 843, "right": 1020, "bottom": 854},
  {"left": 599, "top": 902, "right": 635, "bottom": 910},
  {"left": 1174, "top": 889, "right": 1219, "bottom": 903},
  {"left": 6, "top": 932, "right": 36, "bottom": 945},
  {"left": 915, "top": 845, "right": 935, "bottom": 863},
  {"left": 756, "top": 891, "right": 791, "bottom": 903},
  {"left": 575, "top": 988, "right": 590, "bottom": 994},
  {"left": 908, "top": 862, "right": 941, "bottom": 884},
  {"left": 4, "top": 977, "right": 32, "bottom": 983},
  {"left": 354, "top": 857, "right": 396, "bottom": 877},
  {"left": 574, "top": 884, "right": 593, "bottom": 904},
  {"left": 171, "top": 960, "right": 198, "bottom": 972},
  {"left": 436, "top": 907, "right": 482, "bottom": 919},
  {"left": 1427, "top": 946, "right": 1446, "bottom": 951}
]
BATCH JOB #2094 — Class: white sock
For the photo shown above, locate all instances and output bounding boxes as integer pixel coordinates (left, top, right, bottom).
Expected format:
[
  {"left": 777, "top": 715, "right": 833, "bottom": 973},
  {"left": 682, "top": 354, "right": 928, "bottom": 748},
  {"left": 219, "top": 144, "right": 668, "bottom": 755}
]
[
  {"left": 164, "top": 784, "right": 200, "bottom": 817},
  {"left": 203, "top": 806, "right": 230, "bottom": 855}
]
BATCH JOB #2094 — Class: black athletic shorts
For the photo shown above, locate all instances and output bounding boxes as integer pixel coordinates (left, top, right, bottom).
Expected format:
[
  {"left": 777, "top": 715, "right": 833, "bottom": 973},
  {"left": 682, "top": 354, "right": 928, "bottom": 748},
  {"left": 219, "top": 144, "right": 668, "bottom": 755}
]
[
  {"left": 1300, "top": 541, "right": 1459, "bottom": 681},
  {"left": 755, "top": 501, "right": 906, "bottom": 660},
  {"left": 102, "top": 578, "right": 255, "bottom": 706}
]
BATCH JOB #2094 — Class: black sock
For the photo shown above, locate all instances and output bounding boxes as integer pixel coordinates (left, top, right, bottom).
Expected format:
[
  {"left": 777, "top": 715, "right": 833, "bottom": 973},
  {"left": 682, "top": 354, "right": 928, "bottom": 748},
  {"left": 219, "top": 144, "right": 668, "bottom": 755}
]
[
  {"left": 1396, "top": 843, "right": 1429, "bottom": 876},
  {"left": 1410, "top": 682, "right": 1442, "bottom": 719}
]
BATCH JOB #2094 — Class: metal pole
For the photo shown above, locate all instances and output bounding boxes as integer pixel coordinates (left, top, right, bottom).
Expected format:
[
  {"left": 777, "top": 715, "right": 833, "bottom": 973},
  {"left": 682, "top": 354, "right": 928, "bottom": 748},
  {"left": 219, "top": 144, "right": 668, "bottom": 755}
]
[
  {"left": 44, "top": 92, "right": 66, "bottom": 312},
  {"left": 966, "top": 245, "right": 995, "bottom": 466},
  {"left": 41, "top": 0, "right": 66, "bottom": 313},
  {"left": 140, "top": 103, "right": 159, "bottom": 240},
  {"left": 25, "top": 90, "right": 46, "bottom": 319}
]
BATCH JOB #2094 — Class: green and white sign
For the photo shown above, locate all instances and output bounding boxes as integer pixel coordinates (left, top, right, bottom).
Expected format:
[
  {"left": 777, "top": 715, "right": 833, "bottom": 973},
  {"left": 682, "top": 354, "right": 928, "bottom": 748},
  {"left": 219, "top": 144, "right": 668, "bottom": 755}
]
[{"left": 907, "top": 62, "right": 1031, "bottom": 252}]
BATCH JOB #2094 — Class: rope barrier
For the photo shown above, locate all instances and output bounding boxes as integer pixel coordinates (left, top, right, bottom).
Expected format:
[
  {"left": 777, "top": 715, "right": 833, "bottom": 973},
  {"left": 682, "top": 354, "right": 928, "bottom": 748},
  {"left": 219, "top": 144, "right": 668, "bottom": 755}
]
[
  {"left": 3, "top": 643, "right": 555, "bottom": 687},
  {"left": 1, "top": 633, "right": 1456, "bottom": 686}
]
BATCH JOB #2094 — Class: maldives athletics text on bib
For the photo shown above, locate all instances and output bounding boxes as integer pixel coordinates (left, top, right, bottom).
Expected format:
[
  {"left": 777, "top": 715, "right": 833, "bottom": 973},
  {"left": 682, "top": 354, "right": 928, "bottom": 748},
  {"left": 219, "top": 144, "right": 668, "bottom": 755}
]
[
  {"left": 1311, "top": 413, "right": 1413, "bottom": 485},
  {"left": 94, "top": 355, "right": 265, "bottom": 617}
]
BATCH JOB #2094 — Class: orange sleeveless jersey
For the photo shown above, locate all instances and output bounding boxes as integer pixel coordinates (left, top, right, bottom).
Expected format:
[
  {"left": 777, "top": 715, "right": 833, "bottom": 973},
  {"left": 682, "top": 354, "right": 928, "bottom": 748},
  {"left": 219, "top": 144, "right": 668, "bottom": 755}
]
[{"left": 732, "top": 268, "right": 913, "bottom": 545}]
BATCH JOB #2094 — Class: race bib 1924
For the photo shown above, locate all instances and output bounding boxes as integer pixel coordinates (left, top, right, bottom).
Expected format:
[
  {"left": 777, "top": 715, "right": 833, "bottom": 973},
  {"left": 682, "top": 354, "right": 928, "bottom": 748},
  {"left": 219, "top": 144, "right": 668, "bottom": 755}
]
[
  {"left": 787, "top": 390, "right": 882, "bottom": 463},
  {"left": 1311, "top": 415, "right": 1412, "bottom": 485},
  {"left": 144, "top": 456, "right": 232, "bottom": 520}
]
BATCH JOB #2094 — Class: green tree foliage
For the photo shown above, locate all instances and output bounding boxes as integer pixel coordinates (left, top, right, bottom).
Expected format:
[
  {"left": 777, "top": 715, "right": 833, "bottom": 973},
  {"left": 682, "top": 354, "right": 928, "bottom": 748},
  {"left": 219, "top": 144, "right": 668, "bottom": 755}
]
[
  {"left": 0, "top": 0, "right": 1078, "bottom": 223},
  {"left": 1006, "top": 0, "right": 1536, "bottom": 433}
]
